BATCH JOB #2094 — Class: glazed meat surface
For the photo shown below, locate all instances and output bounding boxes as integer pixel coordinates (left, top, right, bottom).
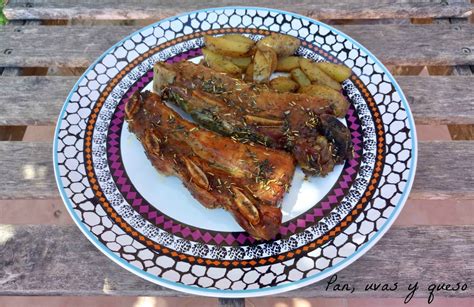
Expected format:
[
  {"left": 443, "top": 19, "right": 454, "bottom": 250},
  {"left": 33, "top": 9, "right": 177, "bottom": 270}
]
[
  {"left": 154, "top": 61, "right": 352, "bottom": 176},
  {"left": 125, "top": 90, "right": 295, "bottom": 240}
]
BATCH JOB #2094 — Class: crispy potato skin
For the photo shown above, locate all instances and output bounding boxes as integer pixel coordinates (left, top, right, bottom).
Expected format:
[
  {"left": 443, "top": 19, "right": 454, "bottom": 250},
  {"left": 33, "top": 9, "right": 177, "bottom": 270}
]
[
  {"left": 253, "top": 46, "right": 278, "bottom": 83},
  {"left": 256, "top": 33, "right": 301, "bottom": 57},
  {"left": 204, "top": 35, "right": 254, "bottom": 57},
  {"left": 202, "top": 48, "right": 242, "bottom": 75},
  {"left": 244, "top": 62, "right": 254, "bottom": 82},
  {"left": 221, "top": 34, "right": 255, "bottom": 45},
  {"left": 290, "top": 68, "right": 311, "bottom": 87},
  {"left": 315, "top": 62, "right": 352, "bottom": 82},
  {"left": 202, "top": 33, "right": 352, "bottom": 87},
  {"left": 276, "top": 56, "right": 301, "bottom": 72},
  {"left": 299, "top": 58, "right": 342, "bottom": 90},
  {"left": 228, "top": 56, "right": 252, "bottom": 69},
  {"left": 270, "top": 76, "right": 299, "bottom": 93}
]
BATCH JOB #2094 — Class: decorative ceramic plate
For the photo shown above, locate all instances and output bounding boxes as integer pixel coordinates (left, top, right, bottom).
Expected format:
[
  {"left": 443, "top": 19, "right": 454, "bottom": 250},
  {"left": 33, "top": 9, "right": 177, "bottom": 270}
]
[{"left": 54, "top": 7, "right": 417, "bottom": 297}]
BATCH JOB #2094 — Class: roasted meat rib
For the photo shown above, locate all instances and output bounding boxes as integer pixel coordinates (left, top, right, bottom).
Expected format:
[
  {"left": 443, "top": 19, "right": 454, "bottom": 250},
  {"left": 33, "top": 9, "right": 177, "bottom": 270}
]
[
  {"left": 153, "top": 61, "right": 352, "bottom": 176},
  {"left": 125, "top": 90, "right": 295, "bottom": 240}
]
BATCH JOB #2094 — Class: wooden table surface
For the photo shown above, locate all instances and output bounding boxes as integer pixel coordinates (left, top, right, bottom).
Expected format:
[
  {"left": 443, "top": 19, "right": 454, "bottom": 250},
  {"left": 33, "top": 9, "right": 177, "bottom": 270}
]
[{"left": 0, "top": 1, "right": 473, "bottom": 306}]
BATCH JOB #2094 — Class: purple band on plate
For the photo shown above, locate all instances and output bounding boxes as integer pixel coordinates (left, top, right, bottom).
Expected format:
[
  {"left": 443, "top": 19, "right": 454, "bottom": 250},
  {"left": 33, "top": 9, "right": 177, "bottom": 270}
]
[{"left": 106, "top": 49, "right": 363, "bottom": 245}]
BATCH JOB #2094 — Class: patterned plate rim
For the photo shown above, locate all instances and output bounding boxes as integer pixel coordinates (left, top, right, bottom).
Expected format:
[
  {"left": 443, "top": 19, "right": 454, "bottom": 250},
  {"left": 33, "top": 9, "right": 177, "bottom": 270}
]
[{"left": 53, "top": 6, "right": 418, "bottom": 297}]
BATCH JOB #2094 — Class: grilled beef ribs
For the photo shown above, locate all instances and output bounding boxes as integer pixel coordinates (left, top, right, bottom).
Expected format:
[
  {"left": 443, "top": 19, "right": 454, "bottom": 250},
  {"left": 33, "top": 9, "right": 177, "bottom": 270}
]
[
  {"left": 125, "top": 90, "right": 295, "bottom": 240},
  {"left": 153, "top": 61, "right": 352, "bottom": 176}
]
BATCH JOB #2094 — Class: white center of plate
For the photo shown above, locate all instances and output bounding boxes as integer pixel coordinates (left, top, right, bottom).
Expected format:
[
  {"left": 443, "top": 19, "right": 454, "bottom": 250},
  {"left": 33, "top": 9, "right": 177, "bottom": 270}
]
[{"left": 120, "top": 67, "right": 344, "bottom": 232}]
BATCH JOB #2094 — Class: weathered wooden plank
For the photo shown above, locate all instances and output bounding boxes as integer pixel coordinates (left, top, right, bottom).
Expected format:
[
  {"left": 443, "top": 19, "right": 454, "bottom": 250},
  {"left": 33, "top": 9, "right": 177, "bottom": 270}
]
[
  {"left": 0, "top": 69, "right": 27, "bottom": 141},
  {"left": 4, "top": 0, "right": 472, "bottom": 21},
  {"left": 438, "top": 11, "right": 473, "bottom": 76},
  {"left": 0, "top": 76, "right": 75, "bottom": 126},
  {"left": 0, "top": 24, "right": 473, "bottom": 67},
  {"left": 1, "top": 76, "right": 472, "bottom": 126},
  {"left": 0, "top": 141, "right": 472, "bottom": 200},
  {"left": 0, "top": 224, "right": 472, "bottom": 297},
  {"left": 399, "top": 76, "right": 474, "bottom": 125}
]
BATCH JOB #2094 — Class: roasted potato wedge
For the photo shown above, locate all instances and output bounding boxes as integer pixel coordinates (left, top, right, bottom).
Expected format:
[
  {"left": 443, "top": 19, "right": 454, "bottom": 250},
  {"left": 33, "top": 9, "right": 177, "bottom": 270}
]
[
  {"left": 299, "top": 58, "right": 341, "bottom": 90},
  {"left": 221, "top": 34, "right": 255, "bottom": 45},
  {"left": 204, "top": 35, "right": 254, "bottom": 57},
  {"left": 202, "top": 45, "right": 251, "bottom": 70},
  {"left": 256, "top": 33, "right": 301, "bottom": 57},
  {"left": 298, "top": 84, "right": 348, "bottom": 117},
  {"left": 315, "top": 62, "right": 352, "bottom": 82},
  {"left": 276, "top": 56, "right": 301, "bottom": 72},
  {"left": 244, "top": 62, "right": 254, "bottom": 82},
  {"left": 229, "top": 56, "right": 252, "bottom": 70},
  {"left": 270, "top": 77, "right": 299, "bottom": 93},
  {"left": 290, "top": 68, "right": 311, "bottom": 87},
  {"left": 253, "top": 46, "right": 277, "bottom": 83},
  {"left": 201, "top": 48, "right": 242, "bottom": 75}
]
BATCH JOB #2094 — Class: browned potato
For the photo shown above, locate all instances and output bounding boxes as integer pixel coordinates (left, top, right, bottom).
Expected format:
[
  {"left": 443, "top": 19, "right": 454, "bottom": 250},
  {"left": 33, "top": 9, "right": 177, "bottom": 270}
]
[
  {"left": 244, "top": 62, "right": 254, "bottom": 82},
  {"left": 228, "top": 56, "right": 252, "bottom": 70},
  {"left": 270, "top": 77, "right": 299, "bottom": 93},
  {"left": 221, "top": 34, "right": 255, "bottom": 45},
  {"left": 153, "top": 62, "right": 176, "bottom": 93},
  {"left": 276, "top": 56, "right": 301, "bottom": 72},
  {"left": 253, "top": 46, "right": 277, "bottom": 83},
  {"left": 299, "top": 58, "right": 341, "bottom": 90},
  {"left": 202, "top": 45, "right": 251, "bottom": 70},
  {"left": 204, "top": 35, "right": 254, "bottom": 57},
  {"left": 298, "top": 84, "right": 348, "bottom": 117},
  {"left": 315, "top": 62, "right": 352, "bottom": 82},
  {"left": 256, "top": 33, "right": 301, "bottom": 57},
  {"left": 290, "top": 68, "right": 311, "bottom": 87},
  {"left": 201, "top": 48, "right": 242, "bottom": 75}
]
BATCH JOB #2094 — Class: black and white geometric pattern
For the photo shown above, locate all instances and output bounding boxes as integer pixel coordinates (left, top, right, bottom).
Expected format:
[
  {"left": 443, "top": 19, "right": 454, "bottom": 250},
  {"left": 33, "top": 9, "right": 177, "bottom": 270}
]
[{"left": 54, "top": 7, "right": 416, "bottom": 297}]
